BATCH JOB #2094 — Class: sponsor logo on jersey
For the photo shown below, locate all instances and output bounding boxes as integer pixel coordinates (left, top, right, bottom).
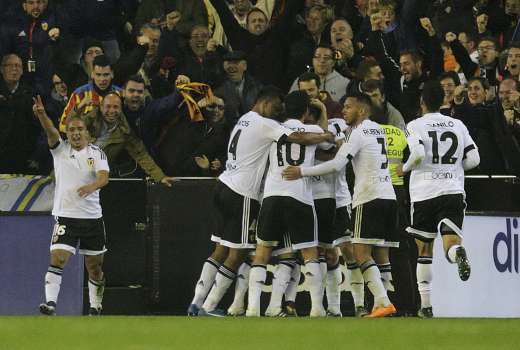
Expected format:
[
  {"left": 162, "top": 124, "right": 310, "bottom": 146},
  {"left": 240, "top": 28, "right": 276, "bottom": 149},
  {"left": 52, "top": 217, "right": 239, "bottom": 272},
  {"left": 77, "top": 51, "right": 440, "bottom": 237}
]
[
  {"left": 424, "top": 171, "right": 453, "bottom": 180},
  {"left": 493, "top": 218, "right": 519, "bottom": 273}
]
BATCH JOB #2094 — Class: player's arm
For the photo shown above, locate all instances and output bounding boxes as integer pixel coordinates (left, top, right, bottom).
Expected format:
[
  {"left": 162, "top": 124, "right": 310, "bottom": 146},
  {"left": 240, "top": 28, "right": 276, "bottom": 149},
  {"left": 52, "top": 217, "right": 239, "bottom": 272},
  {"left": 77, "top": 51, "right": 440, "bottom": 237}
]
[
  {"left": 310, "top": 98, "right": 328, "bottom": 131},
  {"left": 462, "top": 127, "right": 480, "bottom": 170},
  {"left": 33, "top": 95, "right": 60, "bottom": 147},
  {"left": 283, "top": 142, "right": 352, "bottom": 180},
  {"left": 400, "top": 126, "right": 425, "bottom": 174},
  {"left": 286, "top": 131, "right": 335, "bottom": 145},
  {"left": 77, "top": 170, "right": 109, "bottom": 198}
]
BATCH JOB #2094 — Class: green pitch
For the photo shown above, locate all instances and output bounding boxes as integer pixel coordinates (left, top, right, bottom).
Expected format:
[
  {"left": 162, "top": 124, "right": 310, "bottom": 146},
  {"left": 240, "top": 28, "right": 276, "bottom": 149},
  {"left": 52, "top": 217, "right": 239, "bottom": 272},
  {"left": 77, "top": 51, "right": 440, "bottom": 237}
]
[{"left": 2, "top": 317, "right": 519, "bottom": 350}]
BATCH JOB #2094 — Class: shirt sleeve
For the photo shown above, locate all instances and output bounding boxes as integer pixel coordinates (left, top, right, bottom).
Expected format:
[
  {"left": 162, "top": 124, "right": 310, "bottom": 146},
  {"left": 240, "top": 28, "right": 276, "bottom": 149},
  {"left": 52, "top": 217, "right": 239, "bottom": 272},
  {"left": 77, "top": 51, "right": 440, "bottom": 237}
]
[
  {"left": 95, "top": 148, "right": 110, "bottom": 173},
  {"left": 49, "top": 138, "right": 66, "bottom": 157},
  {"left": 262, "top": 118, "right": 294, "bottom": 142}
]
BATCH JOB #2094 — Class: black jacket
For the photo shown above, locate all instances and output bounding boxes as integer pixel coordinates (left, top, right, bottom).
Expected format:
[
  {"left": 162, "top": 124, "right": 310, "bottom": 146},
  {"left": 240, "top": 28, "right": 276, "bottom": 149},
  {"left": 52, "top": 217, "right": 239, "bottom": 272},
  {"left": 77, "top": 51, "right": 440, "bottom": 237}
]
[{"left": 0, "top": 80, "right": 39, "bottom": 174}]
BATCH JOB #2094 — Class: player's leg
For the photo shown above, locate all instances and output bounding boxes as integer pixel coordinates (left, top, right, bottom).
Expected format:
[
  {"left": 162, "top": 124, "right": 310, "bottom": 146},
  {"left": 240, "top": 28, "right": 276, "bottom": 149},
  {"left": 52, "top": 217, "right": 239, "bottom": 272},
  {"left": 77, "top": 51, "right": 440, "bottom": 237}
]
[
  {"left": 338, "top": 241, "right": 366, "bottom": 316},
  {"left": 374, "top": 246, "right": 394, "bottom": 292},
  {"left": 202, "top": 247, "right": 248, "bottom": 314},
  {"left": 247, "top": 244, "right": 274, "bottom": 316},
  {"left": 40, "top": 249, "right": 73, "bottom": 315},
  {"left": 189, "top": 243, "right": 229, "bottom": 315},
  {"left": 84, "top": 254, "right": 105, "bottom": 315},
  {"left": 227, "top": 260, "right": 251, "bottom": 316},
  {"left": 40, "top": 217, "right": 77, "bottom": 315},
  {"left": 325, "top": 247, "right": 342, "bottom": 316},
  {"left": 300, "top": 247, "right": 326, "bottom": 317},
  {"left": 266, "top": 247, "right": 297, "bottom": 317},
  {"left": 416, "top": 238, "right": 434, "bottom": 318},
  {"left": 439, "top": 194, "right": 470, "bottom": 281},
  {"left": 283, "top": 258, "right": 301, "bottom": 316}
]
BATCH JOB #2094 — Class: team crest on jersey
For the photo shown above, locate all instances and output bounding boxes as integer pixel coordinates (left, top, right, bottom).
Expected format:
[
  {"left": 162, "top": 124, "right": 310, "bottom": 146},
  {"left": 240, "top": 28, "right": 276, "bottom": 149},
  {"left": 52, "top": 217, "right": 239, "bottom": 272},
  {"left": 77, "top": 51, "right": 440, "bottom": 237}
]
[
  {"left": 87, "top": 157, "right": 95, "bottom": 169},
  {"left": 41, "top": 22, "right": 48, "bottom": 31}
]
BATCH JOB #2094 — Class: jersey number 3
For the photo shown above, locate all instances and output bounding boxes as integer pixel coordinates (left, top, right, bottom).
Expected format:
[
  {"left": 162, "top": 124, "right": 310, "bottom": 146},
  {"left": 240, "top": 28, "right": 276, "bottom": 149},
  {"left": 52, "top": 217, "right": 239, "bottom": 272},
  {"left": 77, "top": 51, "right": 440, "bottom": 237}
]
[
  {"left": 376, "top": 137, "right": 389, "bottom": 169},
  {"left": 428, "top": 131, "right": 458, "bottom": 164}
]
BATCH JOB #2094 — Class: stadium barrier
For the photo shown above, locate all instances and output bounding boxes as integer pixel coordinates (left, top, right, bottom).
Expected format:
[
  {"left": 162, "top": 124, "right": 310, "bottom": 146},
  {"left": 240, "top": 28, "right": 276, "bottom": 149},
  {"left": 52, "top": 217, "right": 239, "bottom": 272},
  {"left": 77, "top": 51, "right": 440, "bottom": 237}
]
[{"left": 1, "top": 176, "right": 519, "bottom": 316}]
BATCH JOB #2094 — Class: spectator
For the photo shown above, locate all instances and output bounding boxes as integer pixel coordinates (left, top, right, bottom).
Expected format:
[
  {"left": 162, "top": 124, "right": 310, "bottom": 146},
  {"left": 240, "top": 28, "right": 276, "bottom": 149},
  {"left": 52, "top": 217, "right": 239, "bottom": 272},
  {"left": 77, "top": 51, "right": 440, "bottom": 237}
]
[
  {"left": 497, "top": 78, "right": 520, "bottom": 173},
  {"left": 287, "top": 5, "right": 331, "bottom": 86},
  {"left": 74, "top": 93, "right": 176, "bottom": 185},
  {"left": 122, "top": 74, "right": 184, "bottom": 157},
  {"left": 289, "top": 45, "right": 350, "bottom": 102},
  {"left": 453, "top": 76, "right": 506, "bottom": 173},
  {"left": 0, "top": 54, "right": 39, "bottom": 174},
  {"left": 296, "top": 71, "right": 343, "bottom": 119},
  {"left": 505, "top": 42, "right": 520, "bottom": 79},
  {"left": 458, "top": 31, "right": 479, "bottom": 64},
  {"left": 438, "top": 71, "right": 462, "bottom": 116},
  {"left": 214, "top": 50, "right": 263, "bottom": 126},
  {"left": 0, "top": 0, "right": 61, "bottom": 95},
  {"left": 59, "top": 55, "right": 123, "bottom": 131},
  {"left": 330, "top": 18, "right": 358, "bottom": 79},
  {"left": 361, "top": 78, "right": 405, "bottom": 130},
  {"left": 171, "top": 25, "right": 225, "bottom": 88},
  {"left": 135, "top": 23, "right": 162, "bottom": 93},
  {"left": 156, "top": 92, "right": 230, "bottom": 177},
  {"left": 210, "top": 0, "right": 303, "bottom": 88}
]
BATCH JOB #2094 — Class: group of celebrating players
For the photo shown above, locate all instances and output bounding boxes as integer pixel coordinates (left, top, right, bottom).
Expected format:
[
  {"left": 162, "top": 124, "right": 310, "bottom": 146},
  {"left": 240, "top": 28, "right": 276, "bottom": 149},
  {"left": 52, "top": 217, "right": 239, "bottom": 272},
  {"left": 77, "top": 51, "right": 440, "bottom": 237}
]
[
  {"left": 187, "top": 78, "right": 480, "bottom": 318},
  {"left": 33, "top": 70, "right": 479, "bottom": 318}
]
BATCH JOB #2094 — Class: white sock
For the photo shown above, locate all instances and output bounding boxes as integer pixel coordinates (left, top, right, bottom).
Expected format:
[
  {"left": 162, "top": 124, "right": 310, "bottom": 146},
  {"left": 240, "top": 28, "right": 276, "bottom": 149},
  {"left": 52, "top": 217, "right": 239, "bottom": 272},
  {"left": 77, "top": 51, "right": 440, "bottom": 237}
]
[
  {"left": 447, "top": 245, "right": 461, "bottom": 263},
  {"left": 191, "top": 258, "right": 220, "bottom": 307},
  {"left": 305, "top": 260, "right": 325, "bottom": 313},
  {"left": 361, "top": 260, "right": 390, "bottom": 307},
  {"left": 319, "top": 256, "right": 327, "bottom": 285},
  {"left": 202, "top": 265, "right": 236, "bottom": 311},
  {"left": 228, "top": 262, "right": 251, "bottom": 311},
  {"left": 267, "top": 261, "right": 293, "bottom": 310},
  {"left": 346, "top": 262, "right": 365, "bottom": 307},
  {"left": 326, "top": 263, "right": 342, "bottom": 313},
  {"left": 417, "top": 256, "right": 433, "bottom": 308},
  {"left": 284, "top": 263, "right": 301, "bottom": 302},
  {"left": 88, "top": 278, "right": 105, "bottom": 309},
  {"left": 378, "top": 263, "right": 395, "bottom": 292},
  {"left": 247, "top": 265, "right": 266, "bottom": 316},
  {"left": 45, "top": 266, "right": 63, "bottom": 304}
]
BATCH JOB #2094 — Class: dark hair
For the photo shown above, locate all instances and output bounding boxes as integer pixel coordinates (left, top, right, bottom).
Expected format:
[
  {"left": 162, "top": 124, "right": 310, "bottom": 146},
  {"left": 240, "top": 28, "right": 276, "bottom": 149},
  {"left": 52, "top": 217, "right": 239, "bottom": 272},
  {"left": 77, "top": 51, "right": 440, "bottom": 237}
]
[
  {"left": 255, "top": 85, "right": 284, "bottom": 104},
  {"left": 246, "top": 8, "right": 267, "bottom": 24},
  {"left": 298, "top": 71, "right": 321, "bottom": 88},
  {"left": 314, "top": 44, "right": 334, "bottom": 55},
  {"left": 285, "top": 91, "right": 310, "bottom": 119},
  {"left": 508, "top": 41, "right": 520, "bottom": 50},
  {"left": 400, "top": 50, "right": 423, "bottom": 63},
  {"left": 479, "top": 36, "right": 500, "bottom": 50},
  {"left": 125, "top": 74, "right": 145, "bottom": 88},
  {"left": 347, "top": 92, "right": 373, "bottom": 109},
  {"left": 468, "top": 76, "right": 490, "bottom": 90},
  {"left": 356, "top": 57, "right": 379, "bottom": 80},
  {"left": 438, "top": 71, "right": 461, "bottom": 86},
  {"left": 421, "top": 80, "right": 444, "bottom": 112},
  {"left": 92, "top": 55, "right": 112, "bottom": 69},
  {"left": 307, "top": 104, "right": 322, "bottom": 122},
  {"left": 361, "top": 79, "right": 385, "bottom": 95}
]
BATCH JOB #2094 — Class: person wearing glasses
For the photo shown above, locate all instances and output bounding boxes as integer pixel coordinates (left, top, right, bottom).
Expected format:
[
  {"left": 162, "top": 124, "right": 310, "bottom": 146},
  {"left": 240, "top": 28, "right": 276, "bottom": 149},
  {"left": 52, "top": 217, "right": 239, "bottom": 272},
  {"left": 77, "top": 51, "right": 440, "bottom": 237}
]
[
  {"left": 289, "top": 45, "right": 350, "bottom": 102},
  {"left": 0, "top": 54, "right": 40, "bottom": 174}
]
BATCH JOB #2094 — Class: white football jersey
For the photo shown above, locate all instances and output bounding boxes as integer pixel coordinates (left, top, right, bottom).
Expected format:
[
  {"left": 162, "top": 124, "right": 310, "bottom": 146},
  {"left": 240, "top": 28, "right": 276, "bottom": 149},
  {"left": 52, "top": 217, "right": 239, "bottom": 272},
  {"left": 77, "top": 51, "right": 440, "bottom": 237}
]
[
  {"left": 51, "top": 139, "right": 109, "bottom": 219},
  {"left": 219, "top": 111, "right": 292, "bottom": 201},
  {"left": 263, "top": 119, "right": 323, "bottom": 205},
  {"left": 337, "top": 119, "right": 396, "bottom": 208},
  {"left": 406, "top": 112, "right": 477, "bottom": 202},
  {"left": 328, "top": 118, "right": 352, "bottom": 208}
]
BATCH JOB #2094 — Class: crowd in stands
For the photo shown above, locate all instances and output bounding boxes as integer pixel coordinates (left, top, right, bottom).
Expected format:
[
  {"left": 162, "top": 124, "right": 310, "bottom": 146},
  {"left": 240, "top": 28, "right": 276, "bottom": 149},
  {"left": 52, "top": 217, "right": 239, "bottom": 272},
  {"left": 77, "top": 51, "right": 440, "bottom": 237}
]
[{"left": 1, "top": 0, "right": 520, "bottom": 179}]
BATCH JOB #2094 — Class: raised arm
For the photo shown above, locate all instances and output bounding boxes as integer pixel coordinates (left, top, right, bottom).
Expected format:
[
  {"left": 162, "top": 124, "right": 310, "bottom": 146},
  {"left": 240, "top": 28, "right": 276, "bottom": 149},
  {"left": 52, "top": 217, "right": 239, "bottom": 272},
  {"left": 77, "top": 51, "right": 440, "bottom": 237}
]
[{"left": 33, "top": 95, "right": 60, "bottom": 147}]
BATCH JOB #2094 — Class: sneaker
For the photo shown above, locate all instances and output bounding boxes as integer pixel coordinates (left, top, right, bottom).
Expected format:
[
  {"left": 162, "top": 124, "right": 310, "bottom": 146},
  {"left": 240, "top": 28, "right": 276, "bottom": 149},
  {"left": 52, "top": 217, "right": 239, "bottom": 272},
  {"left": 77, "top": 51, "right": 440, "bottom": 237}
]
[
  {"left": 88, "top": 307, "right": 102, "bottom": 316},
  {"left": 309, "top": 308, "right": 327, "bottom": 317},
  {"left": 355, "top": 306, "right": 369, "bottom": 317},
  {"left": 187, "top": 304, "right": 200, "bottom": 316},
  {"left": 265, "top": 307, "right": 287, "bottom": 317},
  {"left": 455, "top": 246, "right": 471, "bottom": 281},
  {"left": 326, "top": 310, "right": 342, "bottom": 317},
  {"left": 198, "top": 308, "right": 226, "bottom": 317},
  {"left": 418, "top": 307, "right": 433, "bottom": 318},
  {"left": 283, "top": 301, "right": 298, "bottom": 317},
  {"left": 227, "top": 306, "right": 245, "bottom": 316},
  {"left": 364, "top": 304, "right": 397, "bottom": 318},
  {"left": 39, "top": 301, "right": 56, "bottom": 316},
  {"left": 245, "top": 308, "right": 260, "bottom": 317}
]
